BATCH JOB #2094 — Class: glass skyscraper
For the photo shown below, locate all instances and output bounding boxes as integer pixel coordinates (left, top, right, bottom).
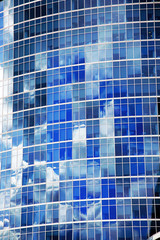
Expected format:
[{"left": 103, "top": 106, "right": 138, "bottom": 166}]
[{"left": 0, "top": 0, "right": 160, "bottom": 239}]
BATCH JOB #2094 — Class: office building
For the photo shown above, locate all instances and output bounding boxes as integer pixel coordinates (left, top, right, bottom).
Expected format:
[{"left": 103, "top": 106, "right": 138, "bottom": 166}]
[{"left": 0, "top": 0, "right": 160, "bottom": 239}]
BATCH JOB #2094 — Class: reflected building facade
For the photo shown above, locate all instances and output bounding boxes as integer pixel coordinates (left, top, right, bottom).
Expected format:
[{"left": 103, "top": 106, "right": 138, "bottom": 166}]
[{"left": 0, "top": 0, "right": 160, "bottom": 239}]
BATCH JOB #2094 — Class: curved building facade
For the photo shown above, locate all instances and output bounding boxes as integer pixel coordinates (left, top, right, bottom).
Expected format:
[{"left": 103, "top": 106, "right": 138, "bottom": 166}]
[{"left": 0, "top": 0, "right": 160, "bottom": 239}]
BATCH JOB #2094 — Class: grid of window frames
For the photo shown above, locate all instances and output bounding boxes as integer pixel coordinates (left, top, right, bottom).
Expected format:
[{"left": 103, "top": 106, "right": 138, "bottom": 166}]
[{"left": 0, "top": 0, "right": 160, "bottom": 239}]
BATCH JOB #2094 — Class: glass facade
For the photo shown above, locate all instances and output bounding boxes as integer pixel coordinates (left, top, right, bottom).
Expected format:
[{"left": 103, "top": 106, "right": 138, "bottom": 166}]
[{"left": 0, "top": 0, "right": 160, "bottom": 239}]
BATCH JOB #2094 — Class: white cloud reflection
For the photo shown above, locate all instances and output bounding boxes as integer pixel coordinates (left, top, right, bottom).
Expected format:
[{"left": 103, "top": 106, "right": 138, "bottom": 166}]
[{"left": 73, "top": 123, "right": 86, "bottom": 142}]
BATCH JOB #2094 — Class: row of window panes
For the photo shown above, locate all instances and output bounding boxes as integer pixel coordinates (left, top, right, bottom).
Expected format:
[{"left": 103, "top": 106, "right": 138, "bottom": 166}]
[
  {"left": 13, "top": 0, "right": 159, "bottom": 8},
  {"left": 13, "top": 23, "right": 160, "bottom": 50},
  {"left": 4, "top": 43, "right": 156, "bottom": 68},
  {"left": 1, "top": 89, "right": 158, "bottom": 109},
  {"left": 12, "top": 39, "right": 160, "bottom": 62},
  {"left": 13, "top": 2, "right": 159, "bottom": 27},
  {"left": 12, "top": 62, "right": 160, "bottom": 81},
  {"left": 6, "top": 106, "right": 160, "bottom": 133},
  {"left": 0, "top": 174, "right": 159, "bottom": 200},
  {"left": 11, "top": 96, "right": 159, "bottom": 117},
  {"left": 0, "top": 153, "right": 159, "bottom": 177},
  {"left": 8, "top": 40, "right": 159, "bottom": 64},
  {"left": 12, "top": 72, "right": 159, "bottom": 91},
  {"left": 0, "top": 225, "right": 153, "bottom": 240},
  {"left": 13, "top": 72, "right": 160, "bottom": 96},
  {"left": 14, "top": 4, "right": 159, "bottom": 27},
  {"left": 0, "top": 226, "right": 152, "bottom": 240},
  {"left": 8, "top": 95, "right": 160, "bottom": 117},
  {"left": 12, "top": 111, "right": 159, "bottom": 136}
]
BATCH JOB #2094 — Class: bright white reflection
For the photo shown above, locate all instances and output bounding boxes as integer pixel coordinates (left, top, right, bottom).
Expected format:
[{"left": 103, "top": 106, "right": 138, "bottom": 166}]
[
  {"left": 35, "top": 53, "right": 47, "bottom": 71},
  {"left": 11, "top": 170, "right": 22, "bottom": 188},
  {"left": 73, "top": 123, "right": 86, "bottom": 141},
  {"left": 0, "top": 192, "right": 4, "bottom": 210},
  {"left": 59, "top": 203, "right": 72, "bottom": 222},
  {"left": 73, "top": 123, "right": 86, "bottom": 159},
  {"left": 0, "top": 65, "right": 3, "bottom": 101},
  {"left": 87, "top": 202, "right": 101, "bottom": 220},
  {"left": 100, "top": 119, "right": 114, "bottom": 137},
  {"left": 0, "top": 64, "right": 3, "bottom": 81},
  {"left": 3, "top": 1, "right": 13, "bottom": 43},
  {"left": 85, "top": 64, "right": 92, "bottom": 81},
  {"left": 11, "top": 144, "right": 23, "bottom": 170},
  {"left": 46, "top": 166, "right": 59, "bottom": 182},
  {"left": 100, "top": 100, "right": 114, "bottom": 118}
]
